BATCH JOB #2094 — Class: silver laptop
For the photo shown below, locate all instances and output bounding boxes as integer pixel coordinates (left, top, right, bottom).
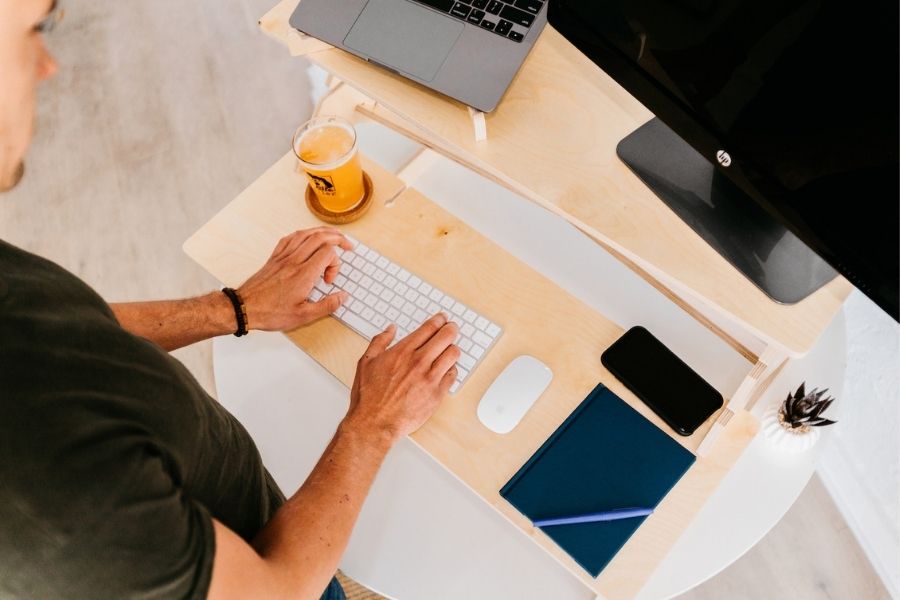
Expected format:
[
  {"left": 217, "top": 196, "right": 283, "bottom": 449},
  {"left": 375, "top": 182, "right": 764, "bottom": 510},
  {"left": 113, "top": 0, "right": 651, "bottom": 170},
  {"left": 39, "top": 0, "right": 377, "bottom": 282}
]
[{"left": 290, "top": 0, "right": 548, "bottom": 112}]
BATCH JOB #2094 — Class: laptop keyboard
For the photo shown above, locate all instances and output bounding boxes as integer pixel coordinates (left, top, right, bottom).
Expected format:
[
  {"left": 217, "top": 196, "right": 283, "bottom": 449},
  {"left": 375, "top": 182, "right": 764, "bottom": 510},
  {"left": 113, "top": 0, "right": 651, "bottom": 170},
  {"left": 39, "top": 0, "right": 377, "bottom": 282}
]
[{"left": 412, "top": 0, "right": 544, "bottom": 43}]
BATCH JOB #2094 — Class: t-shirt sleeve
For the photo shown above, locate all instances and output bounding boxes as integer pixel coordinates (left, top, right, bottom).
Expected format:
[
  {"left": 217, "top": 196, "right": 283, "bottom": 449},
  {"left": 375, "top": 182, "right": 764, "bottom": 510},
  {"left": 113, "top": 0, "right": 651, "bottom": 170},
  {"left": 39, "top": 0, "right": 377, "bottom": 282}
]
[{"left": 4, "top": 434, "right": 216, "bottom": 600}]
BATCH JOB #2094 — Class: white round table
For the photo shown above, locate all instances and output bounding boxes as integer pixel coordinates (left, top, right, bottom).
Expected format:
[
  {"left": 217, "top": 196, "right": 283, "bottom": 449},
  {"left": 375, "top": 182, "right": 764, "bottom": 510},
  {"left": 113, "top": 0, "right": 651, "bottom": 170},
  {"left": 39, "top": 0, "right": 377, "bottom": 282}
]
[{"left": 210, "top": 122, "right": 847, "bottom": 599}]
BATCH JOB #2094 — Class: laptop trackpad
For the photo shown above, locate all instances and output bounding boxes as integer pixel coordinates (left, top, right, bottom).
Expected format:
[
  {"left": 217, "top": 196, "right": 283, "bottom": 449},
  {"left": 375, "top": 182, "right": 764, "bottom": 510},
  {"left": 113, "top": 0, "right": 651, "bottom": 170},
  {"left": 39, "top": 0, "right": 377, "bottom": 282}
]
[{"left": 344, "top": 0, "right": 463, "bottom": 82}]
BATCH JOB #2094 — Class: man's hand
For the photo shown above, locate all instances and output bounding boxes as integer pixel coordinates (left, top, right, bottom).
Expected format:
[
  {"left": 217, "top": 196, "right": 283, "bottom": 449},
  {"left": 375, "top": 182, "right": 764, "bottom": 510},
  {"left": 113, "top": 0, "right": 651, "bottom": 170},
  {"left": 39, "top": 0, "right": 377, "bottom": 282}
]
[
  {"left": 343, "top": 313, "right": 461, "bottom": 443},
  {"left": 238, "top": 227, "right": 353, "bottom": 332}
]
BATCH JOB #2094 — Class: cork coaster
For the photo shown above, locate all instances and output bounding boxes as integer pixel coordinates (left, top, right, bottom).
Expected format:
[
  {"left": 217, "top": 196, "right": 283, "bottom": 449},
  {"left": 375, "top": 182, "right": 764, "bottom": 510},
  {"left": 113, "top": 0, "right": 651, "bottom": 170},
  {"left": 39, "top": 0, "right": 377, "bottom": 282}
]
[{"left": 305, "top": 172, "right": 375, "bottom": 224}]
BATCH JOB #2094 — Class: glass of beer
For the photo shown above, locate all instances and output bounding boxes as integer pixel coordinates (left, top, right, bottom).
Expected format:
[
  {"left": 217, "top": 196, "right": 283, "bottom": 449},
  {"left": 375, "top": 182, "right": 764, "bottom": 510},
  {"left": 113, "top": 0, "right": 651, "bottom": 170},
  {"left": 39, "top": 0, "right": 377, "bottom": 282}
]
[{"left": 292, "top": 116, "right": 366, "bottom": 213}]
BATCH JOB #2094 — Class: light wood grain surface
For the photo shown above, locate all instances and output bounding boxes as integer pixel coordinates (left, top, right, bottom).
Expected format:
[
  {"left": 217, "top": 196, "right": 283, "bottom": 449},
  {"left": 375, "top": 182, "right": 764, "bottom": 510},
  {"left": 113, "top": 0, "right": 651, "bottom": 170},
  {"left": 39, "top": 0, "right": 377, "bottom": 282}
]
[
  {"left": 184, "top": 153, "right": 759, "bottom": 597},
  {"left": 259, "top": 0, "right": 852, "bottom": 358}
]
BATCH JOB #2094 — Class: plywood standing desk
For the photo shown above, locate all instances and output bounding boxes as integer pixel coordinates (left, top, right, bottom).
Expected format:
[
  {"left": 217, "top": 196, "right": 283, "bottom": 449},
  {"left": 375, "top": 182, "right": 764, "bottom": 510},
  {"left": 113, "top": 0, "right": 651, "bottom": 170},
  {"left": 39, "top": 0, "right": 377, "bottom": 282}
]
[
  {"left": 184, "top": 154, "right": 757, "bottom": 598},
  {"left": 184, "top": 4, "right": 851, "bottom": 597}
]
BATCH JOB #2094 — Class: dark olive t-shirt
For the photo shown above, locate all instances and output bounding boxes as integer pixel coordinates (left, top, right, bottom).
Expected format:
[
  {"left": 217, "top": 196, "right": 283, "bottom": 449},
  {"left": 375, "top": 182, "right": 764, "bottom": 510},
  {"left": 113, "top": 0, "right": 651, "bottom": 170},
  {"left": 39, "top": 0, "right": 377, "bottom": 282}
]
[{"left": 0, "top": 240, "right": 285, "bottom": 598}]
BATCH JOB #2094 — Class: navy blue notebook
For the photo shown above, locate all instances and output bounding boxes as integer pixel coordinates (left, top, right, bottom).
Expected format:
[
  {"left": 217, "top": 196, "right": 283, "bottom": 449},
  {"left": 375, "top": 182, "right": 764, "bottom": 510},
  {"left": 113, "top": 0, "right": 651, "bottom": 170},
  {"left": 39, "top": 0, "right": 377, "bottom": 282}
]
[{"left": 500, "top": 384, "right": 696, "bottom": 577}]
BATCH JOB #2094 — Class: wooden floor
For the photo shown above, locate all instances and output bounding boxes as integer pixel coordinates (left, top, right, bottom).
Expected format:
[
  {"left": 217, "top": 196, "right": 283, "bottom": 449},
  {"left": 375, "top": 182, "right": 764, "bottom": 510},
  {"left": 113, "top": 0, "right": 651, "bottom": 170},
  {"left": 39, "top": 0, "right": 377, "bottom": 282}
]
[{"left": 0, "top": 1, "right": 888, "bottom": 598}]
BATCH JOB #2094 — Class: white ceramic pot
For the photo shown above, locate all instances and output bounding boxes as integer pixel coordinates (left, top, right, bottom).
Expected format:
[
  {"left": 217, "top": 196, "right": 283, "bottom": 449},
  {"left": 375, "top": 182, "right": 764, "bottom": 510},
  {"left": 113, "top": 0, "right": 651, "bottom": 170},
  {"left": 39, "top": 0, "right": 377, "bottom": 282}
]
[{"left": 761, "top": 403, "right": 821, "bottom": 454}]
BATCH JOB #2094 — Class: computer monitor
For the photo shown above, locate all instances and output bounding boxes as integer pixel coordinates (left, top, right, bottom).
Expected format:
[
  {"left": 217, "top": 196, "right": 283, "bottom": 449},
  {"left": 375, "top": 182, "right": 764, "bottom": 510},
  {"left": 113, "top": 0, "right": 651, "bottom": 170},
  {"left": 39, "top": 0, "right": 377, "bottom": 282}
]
[{"left": 549, "top": 0, "right": 899, "bottom": 320}]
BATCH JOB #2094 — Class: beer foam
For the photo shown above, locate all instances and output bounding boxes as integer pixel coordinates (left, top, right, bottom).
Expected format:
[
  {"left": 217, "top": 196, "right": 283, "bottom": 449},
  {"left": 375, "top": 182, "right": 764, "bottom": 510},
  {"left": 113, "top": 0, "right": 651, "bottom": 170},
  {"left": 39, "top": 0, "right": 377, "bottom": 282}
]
[{"left": 298, "top": 124, "right": 355, "bottom": 165}]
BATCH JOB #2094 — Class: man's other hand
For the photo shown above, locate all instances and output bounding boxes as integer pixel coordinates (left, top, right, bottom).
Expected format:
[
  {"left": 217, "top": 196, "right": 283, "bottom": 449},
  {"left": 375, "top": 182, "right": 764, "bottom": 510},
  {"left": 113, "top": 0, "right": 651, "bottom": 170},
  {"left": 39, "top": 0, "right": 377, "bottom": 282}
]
[
  {"left": 344, "top": 314, "right": 460, "bottom": 443},
  {"left": 238, "top": 227, "right": 353, "bottom": 332}
]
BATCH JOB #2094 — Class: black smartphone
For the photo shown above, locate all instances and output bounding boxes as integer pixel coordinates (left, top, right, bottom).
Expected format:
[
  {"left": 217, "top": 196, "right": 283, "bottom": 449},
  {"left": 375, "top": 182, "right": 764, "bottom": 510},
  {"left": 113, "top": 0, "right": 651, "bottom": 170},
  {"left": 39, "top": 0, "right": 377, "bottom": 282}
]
[{"left": 601, "top": 326, "right": 723, "bottom": 436}]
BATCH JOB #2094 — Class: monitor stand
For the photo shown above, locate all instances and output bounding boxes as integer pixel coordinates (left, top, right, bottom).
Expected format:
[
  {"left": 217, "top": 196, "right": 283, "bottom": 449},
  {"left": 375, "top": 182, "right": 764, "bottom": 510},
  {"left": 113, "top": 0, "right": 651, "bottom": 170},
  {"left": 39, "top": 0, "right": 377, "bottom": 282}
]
[{"left": 617, "top": 118, "right": 837, "bottom": 305}]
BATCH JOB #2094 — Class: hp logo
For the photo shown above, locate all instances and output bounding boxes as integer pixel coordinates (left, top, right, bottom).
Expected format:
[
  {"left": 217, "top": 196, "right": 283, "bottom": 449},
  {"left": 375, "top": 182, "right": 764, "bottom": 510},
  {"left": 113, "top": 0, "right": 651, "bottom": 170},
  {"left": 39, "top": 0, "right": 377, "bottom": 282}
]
[{"left": 716, "top": 150, "right": 732, "bottom": 167}]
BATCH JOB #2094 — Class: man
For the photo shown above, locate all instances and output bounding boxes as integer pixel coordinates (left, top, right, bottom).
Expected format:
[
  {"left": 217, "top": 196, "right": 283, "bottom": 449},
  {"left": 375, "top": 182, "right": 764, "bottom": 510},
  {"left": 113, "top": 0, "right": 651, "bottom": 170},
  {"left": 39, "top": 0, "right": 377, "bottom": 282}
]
[{"left": 0, "top": 1, "right": 460, "bottom": 598}]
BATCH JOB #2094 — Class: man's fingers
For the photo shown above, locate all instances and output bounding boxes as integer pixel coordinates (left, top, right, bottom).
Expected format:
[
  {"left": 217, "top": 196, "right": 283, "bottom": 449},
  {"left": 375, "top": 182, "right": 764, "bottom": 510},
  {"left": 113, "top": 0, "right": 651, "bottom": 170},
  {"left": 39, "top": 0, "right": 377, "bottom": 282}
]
[
  {"left": 430, "top": 343, "right": 461, "bottom": 380},
  {"left": 401, "top": 313, "right": 450, "bottom": 352},
  {"left": 300, "top": 290, "right": 348, "bottom": 322},
  {"left": 323, "top": 254, "right": 341, "bottom": 283},
  {"left": 417, "top": 320, "right": 459, "bottom": 365},
  {"left": 292, "top": 231, "right": 351, "bottom": 263},
  {"left": 303, "top": 245, "right": 340, "bottom": 279},
  {"left": 365, "top": 324, "right": 396, "bottom": 359},
  {"left": 439, "top": 365, "right": 458, "bottom": 394}
]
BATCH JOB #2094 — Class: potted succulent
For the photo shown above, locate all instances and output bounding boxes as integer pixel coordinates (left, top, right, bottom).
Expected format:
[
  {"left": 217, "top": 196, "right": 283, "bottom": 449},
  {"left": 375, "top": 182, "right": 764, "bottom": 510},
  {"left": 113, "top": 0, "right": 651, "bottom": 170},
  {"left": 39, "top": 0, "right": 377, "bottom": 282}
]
[{"left": 762, "top": 383, "right": 837, "bottom": 453}]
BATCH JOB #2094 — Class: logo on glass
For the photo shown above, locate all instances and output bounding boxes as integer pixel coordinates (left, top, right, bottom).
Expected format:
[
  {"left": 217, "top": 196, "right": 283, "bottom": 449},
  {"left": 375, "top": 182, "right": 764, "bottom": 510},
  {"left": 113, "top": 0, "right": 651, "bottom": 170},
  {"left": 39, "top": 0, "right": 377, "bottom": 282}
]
[{"left": 716, "top": 150, "right": 732, "bottom": 167}]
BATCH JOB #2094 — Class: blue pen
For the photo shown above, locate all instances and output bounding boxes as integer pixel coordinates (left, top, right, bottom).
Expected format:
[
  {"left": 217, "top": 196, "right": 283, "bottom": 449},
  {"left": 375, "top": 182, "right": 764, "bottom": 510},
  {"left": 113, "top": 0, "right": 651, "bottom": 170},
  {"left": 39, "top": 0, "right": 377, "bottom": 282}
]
[{"left": 533, "top": 507, "right": 654, "bottom": 527}]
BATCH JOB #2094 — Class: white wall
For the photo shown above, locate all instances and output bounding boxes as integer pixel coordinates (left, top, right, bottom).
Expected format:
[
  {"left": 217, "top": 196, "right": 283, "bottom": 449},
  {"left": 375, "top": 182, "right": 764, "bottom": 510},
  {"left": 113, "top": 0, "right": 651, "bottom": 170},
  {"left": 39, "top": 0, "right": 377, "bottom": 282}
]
[{"left": 818, "top": 291, "right": 900, "bottom": 599}]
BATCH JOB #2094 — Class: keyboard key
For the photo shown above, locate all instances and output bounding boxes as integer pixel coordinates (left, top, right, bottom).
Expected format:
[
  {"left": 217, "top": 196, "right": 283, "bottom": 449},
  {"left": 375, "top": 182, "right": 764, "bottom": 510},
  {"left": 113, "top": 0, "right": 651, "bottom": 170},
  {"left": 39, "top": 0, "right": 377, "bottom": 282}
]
[
  {"left": 475, "top": 316, "right": 489, "bottom": 330},
  {"left": 391, "top": 295, "right": 406, "bottom": 309},
  {"left": 309, "top": 289, "right": 323, "bottom": 302},
  {"left": 348, "top": 269, "right": 362, "bottom": 283},
  {"left": 514, "top": 0, "right": 542, "bottom": 13},
  {"left": 473, "top": 330, "right": 493, "bottom": 348},
  {"left": 408, "top": 275, "right": 422, "bottom": 288},
  {"left": 373, "top": 269, "right": 386, "bottom": 282},
  {"left": 416, "top": 296, "right": 430, "bottom": 309},
  {"left": 429, "top": 288, "right": 444, "bottom": 302},
  {"left": 397, "top": 315, "right": 411, "bottom": 328},
  {"left": 440, "top": 296, "right": 455, "bottom": 309},
  {"left": 375, "top": 300, "right": 389, "bottom": 314},
  {"left": 335, "top": 274, "right": 348, "bottom": 287},
  {"left": 352, "top": 256, "right": 366, "bottom": 269},
  {"left": 335, "top": 306, "right": 347, "bottom": 318},
  {"left": 384, "top": 276, "right": 397, "bottom": 288},
  {"left": 487, "top": 323, "right": 501, "bottom": 337},
  {"left": 340, "top": 262, "right": 352, "bottom": 276},
  {"left": 472, "top": 0, "right": 488, "bottom": 7},
  {"left": 386, "top": 307, "right": 401, "bottom": 321},
  {"left": 461, "top": 323, "right": 476, "bottom": 337},
  {"left": 459, "top": 353, "right": 477, "bottom": 370},
  {"left": 364, "top": 293, "right": 378, "bottom": 307},
  {"left": 365, "top": 249, "right": 379, "bottom": 262},
  {"left": 413, "top": 309, "right": 428, "bottom": 324},
  {"left": 397, "top": 269, "right": 410, "bottom": 282},
  {"left": 360, "top": 276, "right": 373, "bottom": 289},
  {"left": 380, "top": 288, "right": 394, "bottom": 302},
  {"left": 405, "top": 289, "right": 419, "bottom": 302},
  {"left": 373, "top": 315, "right": 387, "bottom": 328},
  {"left": 456, "top": 366, "right": 469, "bottom": 381},
  {"left": 480, "top": 19, "right": 495, "bottom": 30},
  {"left": 371, "top": 283, "right": 384, "bottom": 296},
  {"left": 402, "top": 302, "right": 416, "bottom": 316},
  {"left": 499, "top": 4, "right": 533, "bottom": 26},
  {"left": 467, "top": 8, "right": 485, "bottom": 23},
  {"left": 471, "top": 344, "right": 485, "bottom": 359},
  {"left": 418, "top": 282, "right": 433, "bottom": 295},
  {"left": 362, "top": 263, "right": 375, "bottom": 276},
  {"left": 450, "top": 2, "right": 471, "bottom": 18},
  {"left": 362, "top": 307, "right": 376, "bottom": 321},
  {"left": 463, "top": 309, "right": 477, "bottom": 323},
  {"left": 386, "top": 263, "right": 399, "bottom": 275},
  {"left": 344, "top": 281, "right": 358, "bottom": 295},
  {"left": 355, "top": 242, "right": 369, "bottom": 255},
  {"left": 428, "top": 302, "right": 441, "bottom": 314},
  {"left": 450, "top": 381, "right": 460, "bottom": 394},
  {"left": 508, "top": 30, "right": 524, "bottom": 42},
  {"left": 487, "top": 0, "right": 503, "bottom": 14},
  {"left": 495, "top": 19, "right": 512, "bottom": 35},
  {"left": 451, "top": 302, "right": 466, "bottom": 316},
  {"left": 343, "top": 311, "right": 382, "bottom": 339},
  {"left": 459, "top": 338, "right": 473, "bottom": 352},
  {"left": 376, "top": 257, "right": 389, "bottom": 269},
  {"left": 350, "top": 299, "right": 365, "bottom": 313}
]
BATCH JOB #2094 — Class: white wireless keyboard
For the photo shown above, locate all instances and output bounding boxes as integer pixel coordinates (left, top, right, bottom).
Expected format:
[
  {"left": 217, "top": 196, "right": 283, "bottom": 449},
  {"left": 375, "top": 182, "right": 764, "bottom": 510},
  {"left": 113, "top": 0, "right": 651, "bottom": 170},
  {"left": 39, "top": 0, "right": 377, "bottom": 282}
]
[{"left": 308, "top": 235, "right": 503, "bottom": 393}]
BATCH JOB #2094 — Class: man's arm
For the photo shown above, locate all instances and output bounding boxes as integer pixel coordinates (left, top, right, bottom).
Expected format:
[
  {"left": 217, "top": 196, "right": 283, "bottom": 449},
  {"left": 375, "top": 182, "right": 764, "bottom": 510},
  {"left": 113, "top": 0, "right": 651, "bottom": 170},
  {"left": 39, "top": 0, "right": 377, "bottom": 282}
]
[
  {"left": 110, "top": 227, "right": 352, "bottom": 351},
  {"left": 209, "top": 314, "right": 460, "bottom": 599}
]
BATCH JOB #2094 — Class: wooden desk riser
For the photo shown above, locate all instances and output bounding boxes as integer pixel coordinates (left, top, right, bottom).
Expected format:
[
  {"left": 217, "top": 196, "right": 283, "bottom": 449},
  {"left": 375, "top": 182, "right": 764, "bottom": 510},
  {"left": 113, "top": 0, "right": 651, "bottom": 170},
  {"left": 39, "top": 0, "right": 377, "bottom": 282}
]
[
  {"left": 184, "top": 155, "right": 757, "bottom": 598},
  {"left": 259, "top": 0, "right": 852, "bottom": 360}
]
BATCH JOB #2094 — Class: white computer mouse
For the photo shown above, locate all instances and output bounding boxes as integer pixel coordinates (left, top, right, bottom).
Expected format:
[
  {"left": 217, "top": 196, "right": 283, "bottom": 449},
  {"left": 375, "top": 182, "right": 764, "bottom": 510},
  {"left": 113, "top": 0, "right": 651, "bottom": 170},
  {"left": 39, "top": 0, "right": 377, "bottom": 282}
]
[{"left": 477, "top": 355, "right": 553, "bottom": 434}]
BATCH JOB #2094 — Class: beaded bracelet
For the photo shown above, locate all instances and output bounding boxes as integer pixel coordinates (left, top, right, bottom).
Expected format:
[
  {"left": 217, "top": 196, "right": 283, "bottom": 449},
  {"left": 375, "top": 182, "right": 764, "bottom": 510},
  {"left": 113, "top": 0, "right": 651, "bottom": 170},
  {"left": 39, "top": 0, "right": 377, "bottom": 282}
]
[{"left": 221, "top": 287, "right": 249, "bottom": 337}]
